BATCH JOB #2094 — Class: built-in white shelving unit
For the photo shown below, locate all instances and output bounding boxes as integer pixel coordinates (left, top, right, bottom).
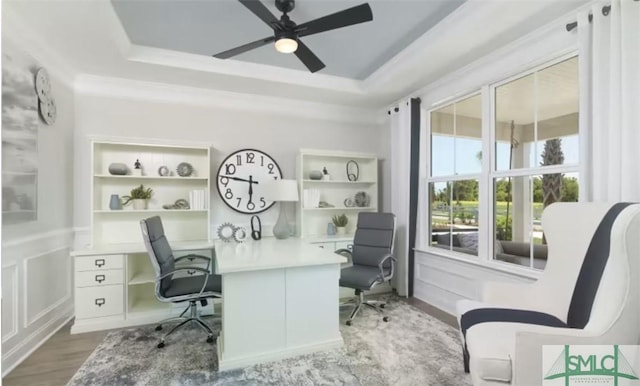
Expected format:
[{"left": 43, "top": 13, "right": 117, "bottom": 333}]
[
  {"left": 91, "top": 141, "right": 211, "bottom": 245},
  {"left": 71, "top": 140, "right": 213, "bottom": 334},
  {"left": 296, "top": 149, "right": 378, "bottom": 244}
]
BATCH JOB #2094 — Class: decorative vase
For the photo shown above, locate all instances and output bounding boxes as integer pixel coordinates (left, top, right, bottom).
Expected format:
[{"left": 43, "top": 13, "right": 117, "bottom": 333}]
[
  {"left": 108, "top": 163, "right": 128, "bottom": 176},
  {"left": 309, "top": 170, "right": 323, "bottom": 180},
  {"left": 132, "top": 199, "right": 147, "bottom": 210},
  {"left": 336, "top": 226, "right": 346, "bottom": 235},
  {"left": 109, "top": 194, "right": 122, "bottom": 210},
  {"left": 327, "top": 223, "right": 336, "bottom": 236},
  {"left": 273, "top": 202, "right": 291, "bottom": 239}
]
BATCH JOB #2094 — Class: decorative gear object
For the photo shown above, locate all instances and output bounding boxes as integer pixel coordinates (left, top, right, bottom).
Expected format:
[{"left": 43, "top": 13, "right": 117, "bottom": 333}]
[
  {"left": 233, "top": 227, "right": 248, "bottom": 243},
  {"left": 217, "top": 222, "right": 236, "bottom": 242},
  {"left": 177, "top": 162, "right": 194, "bottom": 177}
]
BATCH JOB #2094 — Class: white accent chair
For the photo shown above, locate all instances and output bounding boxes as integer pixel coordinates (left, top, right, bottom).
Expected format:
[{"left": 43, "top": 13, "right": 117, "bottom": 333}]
[{"left": 456, "top": 203, "right": 640, "bottom": 385}]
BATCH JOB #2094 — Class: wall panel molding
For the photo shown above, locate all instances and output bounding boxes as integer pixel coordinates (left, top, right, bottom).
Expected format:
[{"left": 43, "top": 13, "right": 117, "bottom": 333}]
[{"left": 1, "top": 263, "right": 20, "bottom": 343}]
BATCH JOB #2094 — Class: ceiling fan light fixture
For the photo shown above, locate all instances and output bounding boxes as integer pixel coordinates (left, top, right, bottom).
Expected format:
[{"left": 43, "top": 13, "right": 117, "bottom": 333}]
[{"left": 275, "top": 37, "right": 298, "bottom": 54}]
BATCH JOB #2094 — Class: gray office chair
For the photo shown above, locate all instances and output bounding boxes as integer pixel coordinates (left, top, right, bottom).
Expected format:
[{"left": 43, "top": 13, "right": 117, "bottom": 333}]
[
  {"left": 337, "top": 212, "right": 396, "bottom": 326},
  {"left": 140, "top": 216, "right": 222, "bottom": 348}
]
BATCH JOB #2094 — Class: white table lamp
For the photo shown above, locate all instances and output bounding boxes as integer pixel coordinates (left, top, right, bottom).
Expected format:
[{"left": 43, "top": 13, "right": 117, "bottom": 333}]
[{"left": 263, "top": 179, "right": 299, "bottom": 239}]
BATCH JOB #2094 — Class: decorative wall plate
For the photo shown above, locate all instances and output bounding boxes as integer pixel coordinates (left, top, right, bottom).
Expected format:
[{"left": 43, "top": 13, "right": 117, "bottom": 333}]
[
  {"left": 35, "top": 68, "right": 51, "bottom": 101},
  {"left": 39, "top": 98, "right": 57, "bottom": 125},
  {"left": 177, "top": 162, "right": 194, "bottom": 177}
]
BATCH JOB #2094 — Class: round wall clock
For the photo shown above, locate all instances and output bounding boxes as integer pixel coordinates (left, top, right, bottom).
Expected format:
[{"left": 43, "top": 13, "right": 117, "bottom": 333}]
[{"left": 216, "top": 149, "right": 283, "bottom": 214}]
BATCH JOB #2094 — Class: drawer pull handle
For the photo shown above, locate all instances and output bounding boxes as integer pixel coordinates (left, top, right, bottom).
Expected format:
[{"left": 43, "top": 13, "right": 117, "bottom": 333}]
[
  {"left": 95, "top": 259, "right": 105, "bottom": 268},
  {"left": 95, "top": 274, "right": 106, "bottom": 283},
  {"left": 187, "top": 270, "right": 195, "bottom": 275},
  {"left": 347, "top": 244, "right": 353, "bottom": 250},
  {"left": 318, "top": 245, "right": 325, "bottom": 249},
  {"left": 95, "top": 298, "right": 106, "bottom": 307}
]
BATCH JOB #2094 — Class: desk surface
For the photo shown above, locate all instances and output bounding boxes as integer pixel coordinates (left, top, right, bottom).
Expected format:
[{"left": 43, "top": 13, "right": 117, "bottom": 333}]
[
  {"left": 214, "top": 238, "right": 346, "bottom": 274},
  {"left": 71, "top": 240, "right": 214, "bottom": 256}
]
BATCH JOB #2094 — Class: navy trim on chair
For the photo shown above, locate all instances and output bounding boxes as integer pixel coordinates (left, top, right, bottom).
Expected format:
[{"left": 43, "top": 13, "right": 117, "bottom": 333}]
[
  {"left": 566, "top": 202, "right": 632, "bottom": 328},
  {"left": 458, "top": 203, "right": 632, "bottom": 373}
]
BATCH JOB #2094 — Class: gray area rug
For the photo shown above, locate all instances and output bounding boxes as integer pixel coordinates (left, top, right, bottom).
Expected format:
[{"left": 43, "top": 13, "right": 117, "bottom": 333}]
[{"left": 68, "top": 296, "right": 471, "bottom": 385}]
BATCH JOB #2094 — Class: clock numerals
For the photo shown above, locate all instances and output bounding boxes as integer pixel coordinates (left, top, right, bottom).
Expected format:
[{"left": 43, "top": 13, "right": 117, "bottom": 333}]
[
  {"left": 236, "top": 197, "right": 258, "bottom": 211},
  {"left": 217, "top": 149, "right": 282, "bottom": 214}
]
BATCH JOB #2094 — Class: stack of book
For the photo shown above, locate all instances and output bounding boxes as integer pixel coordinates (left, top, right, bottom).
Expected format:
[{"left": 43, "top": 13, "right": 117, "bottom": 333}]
[
  {"left": 189, "top": 190, "right": 207, "bottom": 210},
  {"left": 303, "top": 189, "right": 320, "bottom": 209}
]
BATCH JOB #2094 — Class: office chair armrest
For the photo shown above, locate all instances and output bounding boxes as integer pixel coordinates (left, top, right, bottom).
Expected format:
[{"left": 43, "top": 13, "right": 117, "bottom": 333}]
[
  {"left": 174, "top": 254, "right": 211, "bottom": 270},
  {"left": 378, "top": 254, "right": 397, "bottom": 281},
  {"left": 157, "top": 267, "right": 211, "bottom": 296},
  {"left": 334, "top": 248, "right": 352, "bottom": 258}
]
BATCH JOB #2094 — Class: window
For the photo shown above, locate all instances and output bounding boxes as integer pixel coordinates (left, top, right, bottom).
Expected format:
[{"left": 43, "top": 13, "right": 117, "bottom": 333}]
[
  {"left": 492, "top": 56, "right": 579, "bottom": 269},
  {"left": 426, "top": 55, "right": 579, "bottom": 271},
  {"left": 429, "top": 94, "right": 482, "bottom": 257}
]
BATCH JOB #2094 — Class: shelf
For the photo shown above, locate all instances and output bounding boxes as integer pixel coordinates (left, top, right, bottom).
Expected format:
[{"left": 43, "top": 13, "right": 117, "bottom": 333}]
[
  {"left": 94, "top": 174, "right": 207, "bottom": 181},
  {"left": 94, "top": 209, "right": 207, "bottom": 214},
  {"left": 301, "top": 180, "right": 376, "bottom": 184},
  {"left": 128, "top": 297, "right": 172, "bottom": 314},
  {"left": 3, "top": 210, "right": 36, "bottom": 214},
  {"left": 2, "top": 171, "right": 37, "bottom": 176},
  {"left": 128, "top": 271, "right": 156, "bottom": 285},
  {"left": 303, "top": 207, "right": 376, "bottom": 211}
]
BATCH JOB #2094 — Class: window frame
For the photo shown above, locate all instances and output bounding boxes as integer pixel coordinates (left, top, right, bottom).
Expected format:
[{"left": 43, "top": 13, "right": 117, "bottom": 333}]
[{"left": 422, "top": 52, "right": 580, "bottom": 275}]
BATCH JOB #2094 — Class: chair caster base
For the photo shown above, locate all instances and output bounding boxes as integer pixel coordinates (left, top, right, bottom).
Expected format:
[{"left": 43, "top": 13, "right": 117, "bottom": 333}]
[
  {"left": 157, "top": 341, "right": 165, "bottom": 348},
  {"left": 206, "top": 336, "right": 214, "bottom": 343},
  {"left": 346, "top": 320, "right": 352, "bottom": 326},
  {"left": 155, "top": 325, "right": 163, "bottom": 331},
  {"left": 383, "top": 316, "right": 389, "bottom": 322}
]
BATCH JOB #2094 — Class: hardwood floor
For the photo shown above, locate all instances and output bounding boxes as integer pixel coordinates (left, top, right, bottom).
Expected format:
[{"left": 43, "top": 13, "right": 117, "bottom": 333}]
[
  {"left": 2, "top": 321, "right": 107, "bottom": 386},
  {"left": 2, "top": 298, "right": 457, "bottom": 386}
]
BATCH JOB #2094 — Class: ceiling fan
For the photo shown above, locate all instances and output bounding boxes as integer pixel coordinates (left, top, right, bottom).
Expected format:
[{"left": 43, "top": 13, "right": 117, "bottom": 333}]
[{"left": 213, "top": 0, "right": 373, "bottom": 73}]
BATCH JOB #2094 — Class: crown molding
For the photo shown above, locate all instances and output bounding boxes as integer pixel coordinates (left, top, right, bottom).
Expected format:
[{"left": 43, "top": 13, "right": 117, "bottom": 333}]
[
  {"left": 126, "top": 45, "right": 367, "bottom": 96},
  {"left": 74, "top": 74, "right": 384, "bottom": 126},
  {"left": 2, "top": 6, "right": 76, "bottom": 88}
]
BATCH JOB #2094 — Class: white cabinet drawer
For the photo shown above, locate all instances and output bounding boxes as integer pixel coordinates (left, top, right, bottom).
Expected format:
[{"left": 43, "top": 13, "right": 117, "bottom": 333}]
[
  {"left": 76, "top": 269, "right": 123, "bottom": 287},
  {"left": 335, "top": 241, "right": 353, "bottom": 252},
  {"left": 173, "top": 259, "right": 210, "bottom": 279},
  {"left": 314, "top": 242, "right": 335, "bottom": 250},
  {"left": 76, "top": 255, "right": 123, "bottom": 272},
  {"left": 75, "top": 285, "right": 123, "bottom": 319}
]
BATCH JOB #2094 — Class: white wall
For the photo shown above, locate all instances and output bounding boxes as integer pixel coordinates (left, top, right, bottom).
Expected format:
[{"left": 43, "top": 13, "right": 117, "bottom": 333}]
[
  {"left": 73, "top": 80, "right": 389, "bottom": 246},
  {"left": 412, "top": 15, "right": 579, "bottom": 314},
  {"left": 1, "top": 37, "right": 76, "bottom": 374}
]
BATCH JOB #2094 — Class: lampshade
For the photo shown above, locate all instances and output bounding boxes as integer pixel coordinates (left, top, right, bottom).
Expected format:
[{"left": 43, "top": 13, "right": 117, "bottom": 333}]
[
  {"left": 275, "top": 38, "right": 298, "bottom": 54},
  {"left": 262, "top": 179, "right": 299, "bottom": 202}
]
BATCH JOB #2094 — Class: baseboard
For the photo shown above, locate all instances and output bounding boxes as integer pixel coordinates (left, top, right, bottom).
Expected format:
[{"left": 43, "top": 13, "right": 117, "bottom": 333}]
[{"left": 2, "top": 305, "right": 74, "bottom": 377}]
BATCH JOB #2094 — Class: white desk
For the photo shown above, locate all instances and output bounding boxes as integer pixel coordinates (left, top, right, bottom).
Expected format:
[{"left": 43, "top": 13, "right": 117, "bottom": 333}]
[{"left": 214, "top": 237, "right": 347, "bottom": 371}]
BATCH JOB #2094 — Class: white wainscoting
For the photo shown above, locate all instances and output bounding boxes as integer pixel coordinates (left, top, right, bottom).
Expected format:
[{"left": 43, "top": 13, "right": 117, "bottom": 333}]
[
  {"left": 1, "top": 228, "right": 75, "bottom": 376},
  {"left": 413, "top": 250, "right": 536, "bottom": 316}
]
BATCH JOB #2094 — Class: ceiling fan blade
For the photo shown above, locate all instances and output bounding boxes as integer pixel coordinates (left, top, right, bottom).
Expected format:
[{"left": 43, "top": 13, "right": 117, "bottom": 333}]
[
  {"left": 296, "top": 3, "right": 372, "bottom": 38},
  {"left": 238, "top": 0, "right": 280, "bottom": 29},
  {"left": 294, "top": 40, "right": 325, "bottom": 73},
  {"left": 213, "top": 36, "right": 276, "bottom": 59}
]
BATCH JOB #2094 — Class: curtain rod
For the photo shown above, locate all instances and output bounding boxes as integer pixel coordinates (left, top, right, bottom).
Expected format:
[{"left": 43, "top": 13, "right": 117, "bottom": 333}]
[{"left": 566, "top": 1, "right": 638, "bottom": 32}]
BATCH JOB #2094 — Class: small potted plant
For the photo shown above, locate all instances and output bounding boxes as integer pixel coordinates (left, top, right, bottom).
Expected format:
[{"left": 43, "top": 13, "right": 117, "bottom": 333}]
[
  {"left": 122, "top": 184, "right": 153, "bottom": 210},
  {"left": 332, "top": 213, "right": 349, "bottom": 235}
]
